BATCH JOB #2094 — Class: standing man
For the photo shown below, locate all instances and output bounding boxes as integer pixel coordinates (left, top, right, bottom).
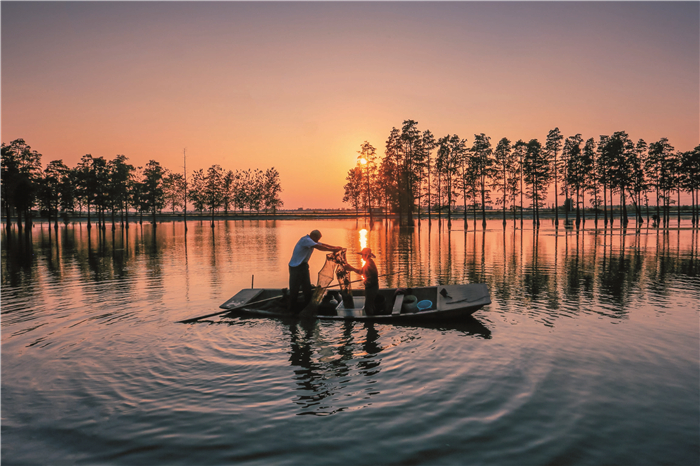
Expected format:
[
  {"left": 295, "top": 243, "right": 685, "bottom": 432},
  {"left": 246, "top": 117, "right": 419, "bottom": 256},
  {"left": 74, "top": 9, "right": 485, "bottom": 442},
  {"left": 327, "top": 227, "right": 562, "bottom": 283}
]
[
  {"left": 288, "top": 230, "right": 342, "bottom": 313},
  {"left": 343, "top": 247, "right": 379, "bottom": 316}
]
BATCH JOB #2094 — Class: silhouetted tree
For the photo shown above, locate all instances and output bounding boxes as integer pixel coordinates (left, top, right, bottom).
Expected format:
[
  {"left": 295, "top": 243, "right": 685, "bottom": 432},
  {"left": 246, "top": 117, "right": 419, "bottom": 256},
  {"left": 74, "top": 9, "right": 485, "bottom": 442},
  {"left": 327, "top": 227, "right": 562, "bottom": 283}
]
[
  {"left": 1, "top": 139, "right": 42, "bottom": 231},
  {"left": 522, "top": 139, "right": 550, "bottom": 227},
  {"left": 262, "top": 167, "right": 283, "bottom": 214},
  {"left": 491, "top": 138, "right": 515, "bottom": 227},
  {"left": 108, "top": 154, "right": 134, "bottom": 228},
  {"left": 163, "top": 171, "right": 186, "bottom": 214},
  {"left": 38, "top": 160, "right": 69, "bottom": 229},
  {"left": 546, "top": 128, "right": 563, "bottom": 227},
  {"left": 471, "top": 133, "right": 494, "bottom": 229},
  {"left": 343, "top": 166, "right": 363, "bottom": 216},
  {"left": 512, "top": 140, "right": 527, "bottom": 227},
  {"left": 421, "top": 130, "right": 437, "bottom": 221},
  {"left": 142, "top": 160, "right": 165, "bottom": 224},
  {"left": 647, "top": 138, "right": 675, "bottom": 226},
  {"left": 357, "top": 141, "right": 378, "bottom": 220}
]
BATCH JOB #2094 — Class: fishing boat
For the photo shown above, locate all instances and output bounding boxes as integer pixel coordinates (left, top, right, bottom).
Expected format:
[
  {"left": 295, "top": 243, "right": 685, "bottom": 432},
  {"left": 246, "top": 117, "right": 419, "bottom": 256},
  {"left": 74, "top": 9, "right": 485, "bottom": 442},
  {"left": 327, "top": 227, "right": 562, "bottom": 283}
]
[{"left": 217, "top": 284, "right": 491, "bottom": 322}]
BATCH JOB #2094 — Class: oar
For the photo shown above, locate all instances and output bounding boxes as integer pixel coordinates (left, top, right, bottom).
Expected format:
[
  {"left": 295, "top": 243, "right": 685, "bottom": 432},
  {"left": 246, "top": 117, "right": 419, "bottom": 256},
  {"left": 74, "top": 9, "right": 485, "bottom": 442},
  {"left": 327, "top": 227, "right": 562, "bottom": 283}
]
[{"left": 176, "top": 295, "right": 283, "bottom": 324}]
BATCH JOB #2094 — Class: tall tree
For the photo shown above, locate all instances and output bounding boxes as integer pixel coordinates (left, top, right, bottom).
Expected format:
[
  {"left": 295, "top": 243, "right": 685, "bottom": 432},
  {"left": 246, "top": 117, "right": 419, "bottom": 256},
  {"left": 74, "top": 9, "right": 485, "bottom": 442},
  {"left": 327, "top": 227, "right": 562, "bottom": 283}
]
[
  {"left": 422, "top": 130, "right": 437, "bottom": 222},
  {"left": 343, "top": 166, "right": 364, "bottom": 216},
  {"left": 142, "top": 160, "right": 165, "bottom": 225},
  {"left": 546, "top": 128, "right": 564, "bottom": 227},
  {"left": 399, "top": 120, "right": 424, "bottom": 224},
  {"left": 647, "top": 138, "right": 675, "bottom": 227},
  {"left": 522, "top": 139, "right": 550, "bottom": 227},
  {"left": 262, "top": 167, "right": 283, "bottom": 214},
  {"left": 470, "top": 133, "right": 494, "bottom": 229},
  {"left": 108, "top": 154, "right": 134, "bottom": 228},
  {"left": 357, "top": 141, "right": 378, "bottom": 220},
  {"left": 492, "top": 137, "right": 515, "bottom": 227},
  {"left": 1, "top": 139, "right": 43, "bottom": 231},
  {"left": 188, "top": 169, "right": 206, "bottom": 215},
  {"left": 203, "top": 164, "right": 224, "bottom": 227},
  {"left": 162, "top": 171, "right": 186, "bottom": 214},
  {"left": 512, "top": 140, "right": 527, "bottom": 227},
  {"left": 563, "top": 134, "right": 583, "bottom": 227},
  {"left": 38, "top": 160, "right": 69, "bottom": 230},
  {"left": 579, "top": 138, "right": 596, "bottom": 226}
]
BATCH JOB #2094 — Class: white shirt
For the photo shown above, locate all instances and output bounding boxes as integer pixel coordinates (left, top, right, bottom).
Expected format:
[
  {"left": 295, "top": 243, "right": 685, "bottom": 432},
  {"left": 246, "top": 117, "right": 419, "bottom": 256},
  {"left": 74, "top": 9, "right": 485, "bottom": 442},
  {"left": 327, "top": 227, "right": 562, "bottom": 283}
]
[{"left": 289, "top": 235, "right": 318, "bottom": 267}]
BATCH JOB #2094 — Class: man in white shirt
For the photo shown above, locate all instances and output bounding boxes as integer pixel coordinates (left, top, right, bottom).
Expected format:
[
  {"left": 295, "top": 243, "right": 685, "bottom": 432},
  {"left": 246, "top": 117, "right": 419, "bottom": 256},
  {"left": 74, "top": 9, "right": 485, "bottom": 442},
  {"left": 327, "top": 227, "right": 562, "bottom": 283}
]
[{"left": 288, "top": 229, "right": 342, "bottom": 313}]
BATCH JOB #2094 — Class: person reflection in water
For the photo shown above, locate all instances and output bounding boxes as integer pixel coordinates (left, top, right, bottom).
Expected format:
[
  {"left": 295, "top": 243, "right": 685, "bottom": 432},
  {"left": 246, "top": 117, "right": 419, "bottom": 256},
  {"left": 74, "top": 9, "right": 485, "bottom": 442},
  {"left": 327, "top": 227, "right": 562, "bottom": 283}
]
[
  {"left": 344, "top": 247, "right": 379, "bottom": 316},
  {"left": 288, "top": 230, "right": 343, "bottom": 313}
]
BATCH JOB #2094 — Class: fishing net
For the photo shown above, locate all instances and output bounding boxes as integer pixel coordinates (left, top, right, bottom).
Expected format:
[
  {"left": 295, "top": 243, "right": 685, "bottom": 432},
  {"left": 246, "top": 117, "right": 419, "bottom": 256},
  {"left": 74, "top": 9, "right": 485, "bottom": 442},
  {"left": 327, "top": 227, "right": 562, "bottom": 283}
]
[
  {"left": 327, "top": 250, "right": 354, "bottom": 308},
  {"left": 299, "top": 249, "right": 353, "bottom": 316}
]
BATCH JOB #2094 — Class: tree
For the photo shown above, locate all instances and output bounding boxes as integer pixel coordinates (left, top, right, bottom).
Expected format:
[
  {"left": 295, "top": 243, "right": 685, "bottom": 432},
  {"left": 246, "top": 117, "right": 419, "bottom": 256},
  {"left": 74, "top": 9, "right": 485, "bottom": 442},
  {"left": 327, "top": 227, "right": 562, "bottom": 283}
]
[
  {"left": 628, "top": 139, "right": 648, "bottom": 225},
  {"left": 162, "top": 171, "right": 186, "bottom": 214},
  {"left": 512, "top": 140, "right": 527, "bottom": 227},
  {"left": 470, "top": 133, "right": 494, "bottom": 229},
  {"left": 563, "top": 134, "right": 583, "bottom": 226},
  {"left": 647, "top": 138, "right": 675, "bottom": 226},
  {"left": 398, "top": 120, "right": 425, "bottom": 223},
  {"left": 492, "top": 137, "right": 515, "bottom": 226},
  {"left": 1, "top": 139, "right": 43, "bottom": 231},
  {"left": 546, "top": 128, "right": 564, "bottom": 227},
  {"left": 343, "top": 166, "right": 363, "bottom": 216},
  {"left": 108, "top": 154, "right": 134, "bottom": 228},
  {"left": 422, "top": 130, "right": 437, "bottom": 221},
  {"left": 522, "top": 139, "right": 551, "bottom": 227},
  {"left": 357, "top": 141, "right": 378, "bottom": 220},
  {"left": 38, "top": 160, "right": 69, "bottom": 230},
  {"left": 435, "top": 135, "right": 464, "bottom": 226},
  {"left": 221, "top": 170, "right": 235, "bottom": 216},
  {"left": 142, "top": 160, "right": 165, "bottom": 224},
  {"left": 203, "top": 164, "right": 224, "bottom": 226},
  {"left": 75, "top": 154, "right": 98, "bottom": 229},
  {"left": 188, "top": 169, "right": 206, "bottom": 215},
  {"left": 579, "top": 138, "right": 596, "bottom": 226},
  {"left": 262, "top": 167, "right": 283, "bottom": 214}
]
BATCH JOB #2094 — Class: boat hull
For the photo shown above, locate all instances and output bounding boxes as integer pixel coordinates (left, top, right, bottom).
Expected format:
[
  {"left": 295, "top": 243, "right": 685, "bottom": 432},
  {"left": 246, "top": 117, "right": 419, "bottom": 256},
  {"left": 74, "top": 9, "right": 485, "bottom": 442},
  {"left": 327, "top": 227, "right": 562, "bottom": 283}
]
[{"left": 219, "top": 284, "right": 491, "bottom": 322}]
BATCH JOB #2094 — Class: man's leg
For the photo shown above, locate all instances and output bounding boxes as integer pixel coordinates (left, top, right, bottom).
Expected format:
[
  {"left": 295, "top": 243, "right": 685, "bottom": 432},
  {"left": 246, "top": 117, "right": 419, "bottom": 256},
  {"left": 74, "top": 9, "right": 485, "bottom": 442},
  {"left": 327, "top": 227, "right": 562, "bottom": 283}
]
[
  {"left": 364, "top": 284, "right": 379, "bottom": 316},
  {"left": 288, "top": 265, "right": 302, "bottom": 313},
  {"left": 300, "top": 263, "right": 312, "bottom": 306}
]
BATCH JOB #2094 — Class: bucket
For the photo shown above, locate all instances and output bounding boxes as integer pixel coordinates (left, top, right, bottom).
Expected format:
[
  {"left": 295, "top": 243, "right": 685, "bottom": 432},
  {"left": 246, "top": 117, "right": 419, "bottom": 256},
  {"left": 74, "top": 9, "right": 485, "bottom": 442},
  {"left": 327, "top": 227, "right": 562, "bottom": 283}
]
[
  {"left": 402, "top": 295, "right": 418, "bottom": 313},
  {"left": 416, "top": 300, "right": 432, "bottom": 311}
]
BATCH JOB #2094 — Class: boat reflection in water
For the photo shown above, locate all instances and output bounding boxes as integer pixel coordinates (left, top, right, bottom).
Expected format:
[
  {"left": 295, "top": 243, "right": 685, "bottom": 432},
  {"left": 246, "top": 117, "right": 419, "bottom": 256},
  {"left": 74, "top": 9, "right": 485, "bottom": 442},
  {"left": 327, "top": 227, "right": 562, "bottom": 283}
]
[{"left": 220, "top": 315, "right": 491, "bottom": 416}]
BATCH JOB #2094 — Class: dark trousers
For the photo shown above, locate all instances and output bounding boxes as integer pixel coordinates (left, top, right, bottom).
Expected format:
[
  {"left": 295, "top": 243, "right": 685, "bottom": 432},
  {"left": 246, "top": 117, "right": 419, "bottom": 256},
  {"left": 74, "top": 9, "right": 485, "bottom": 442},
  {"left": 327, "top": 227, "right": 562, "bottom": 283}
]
[
  {"left": 288, "top": 263, "right": 312, "bottom": 312},
  {"left": 364, "top": 283, "right": 379, "bottom": 316}
]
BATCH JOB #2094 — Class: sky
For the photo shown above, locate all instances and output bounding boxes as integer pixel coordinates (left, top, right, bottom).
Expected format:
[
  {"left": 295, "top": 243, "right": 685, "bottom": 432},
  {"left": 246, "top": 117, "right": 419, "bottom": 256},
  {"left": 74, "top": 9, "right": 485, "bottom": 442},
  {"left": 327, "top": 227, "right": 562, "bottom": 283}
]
[{"left": 2, "top": 1, "right": 698, "bottom": 209}]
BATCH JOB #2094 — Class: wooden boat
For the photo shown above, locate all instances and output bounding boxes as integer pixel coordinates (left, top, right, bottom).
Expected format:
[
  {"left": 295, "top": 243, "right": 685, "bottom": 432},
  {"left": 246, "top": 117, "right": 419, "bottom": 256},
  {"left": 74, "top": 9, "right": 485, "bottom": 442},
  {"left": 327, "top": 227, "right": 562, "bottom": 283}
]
[{"left": 219, "top": 284, "right": 491, "bottom": 321}]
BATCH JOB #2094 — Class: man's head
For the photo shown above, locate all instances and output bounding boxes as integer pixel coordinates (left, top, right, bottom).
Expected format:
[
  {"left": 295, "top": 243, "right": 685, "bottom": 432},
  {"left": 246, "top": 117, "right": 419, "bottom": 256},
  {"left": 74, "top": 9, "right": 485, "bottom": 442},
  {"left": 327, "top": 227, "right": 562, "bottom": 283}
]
[
  {"left": 310, "top": 230, "right": 322, "bottom": 242},
  {"left": 359, "top": 247, "right": 376, "bottom": 259}
]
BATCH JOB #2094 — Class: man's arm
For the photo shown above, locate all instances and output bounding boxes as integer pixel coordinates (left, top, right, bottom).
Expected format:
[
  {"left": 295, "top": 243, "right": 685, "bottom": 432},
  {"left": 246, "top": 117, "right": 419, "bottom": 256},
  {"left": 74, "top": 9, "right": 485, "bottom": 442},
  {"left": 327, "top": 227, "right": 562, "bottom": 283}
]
[{"left": 314, "top": 243, "right": 343, "bottom": 253}]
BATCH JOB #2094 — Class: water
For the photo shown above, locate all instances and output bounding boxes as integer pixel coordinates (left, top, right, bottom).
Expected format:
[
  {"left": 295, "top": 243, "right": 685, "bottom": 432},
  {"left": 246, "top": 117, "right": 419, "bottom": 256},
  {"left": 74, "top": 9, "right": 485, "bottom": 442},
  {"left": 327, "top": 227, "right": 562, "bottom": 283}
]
[{"left": 2, "top": 218, "right": 699, "bottom": 465}]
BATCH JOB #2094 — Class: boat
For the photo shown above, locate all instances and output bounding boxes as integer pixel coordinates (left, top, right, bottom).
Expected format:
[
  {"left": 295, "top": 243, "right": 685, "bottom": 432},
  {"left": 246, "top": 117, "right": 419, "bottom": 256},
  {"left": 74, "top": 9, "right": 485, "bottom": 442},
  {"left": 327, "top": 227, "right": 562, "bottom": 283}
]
[{"left": 218, "top": 284, "right": 491, "bottom": 321}]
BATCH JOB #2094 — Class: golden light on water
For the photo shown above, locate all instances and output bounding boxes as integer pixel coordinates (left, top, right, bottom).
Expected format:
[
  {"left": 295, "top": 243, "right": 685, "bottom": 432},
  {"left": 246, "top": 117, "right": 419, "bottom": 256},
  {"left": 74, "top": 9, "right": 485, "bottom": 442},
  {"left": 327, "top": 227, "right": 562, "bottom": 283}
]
[{"left": 359, "top": 229, "right": 368, "bottom": 267}]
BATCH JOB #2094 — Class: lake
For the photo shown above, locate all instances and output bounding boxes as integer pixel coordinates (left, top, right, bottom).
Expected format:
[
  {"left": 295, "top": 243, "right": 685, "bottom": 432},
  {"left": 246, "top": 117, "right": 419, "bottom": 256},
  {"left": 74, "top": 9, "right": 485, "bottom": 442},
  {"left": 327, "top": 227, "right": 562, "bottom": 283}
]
[{"left": 2, "top": 218, "right": 698, "bottom": 465}]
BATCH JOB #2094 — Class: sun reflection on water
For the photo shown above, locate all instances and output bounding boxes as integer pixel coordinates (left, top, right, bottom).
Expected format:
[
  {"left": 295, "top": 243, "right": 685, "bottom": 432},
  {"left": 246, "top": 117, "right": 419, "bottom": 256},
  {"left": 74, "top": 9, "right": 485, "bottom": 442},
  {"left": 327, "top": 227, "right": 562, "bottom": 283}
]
[{"left": 359, "top": 228, "right": 367, "bottom": 267}]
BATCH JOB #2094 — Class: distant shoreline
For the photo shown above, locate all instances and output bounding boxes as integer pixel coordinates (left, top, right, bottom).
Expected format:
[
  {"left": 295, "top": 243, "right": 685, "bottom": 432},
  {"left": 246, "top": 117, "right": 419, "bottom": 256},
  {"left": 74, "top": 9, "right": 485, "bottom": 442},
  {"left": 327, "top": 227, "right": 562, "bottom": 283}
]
[{"left": 4, "top": 207, "right": 697, "bottom": 225}]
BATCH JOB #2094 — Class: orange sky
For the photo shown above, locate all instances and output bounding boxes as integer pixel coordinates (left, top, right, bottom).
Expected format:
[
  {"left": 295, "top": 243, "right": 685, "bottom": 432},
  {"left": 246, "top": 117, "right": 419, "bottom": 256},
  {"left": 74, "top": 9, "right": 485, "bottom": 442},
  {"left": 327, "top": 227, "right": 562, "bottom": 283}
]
[{"left": 2, "top": 2, "right": 698, "bottom": 209}]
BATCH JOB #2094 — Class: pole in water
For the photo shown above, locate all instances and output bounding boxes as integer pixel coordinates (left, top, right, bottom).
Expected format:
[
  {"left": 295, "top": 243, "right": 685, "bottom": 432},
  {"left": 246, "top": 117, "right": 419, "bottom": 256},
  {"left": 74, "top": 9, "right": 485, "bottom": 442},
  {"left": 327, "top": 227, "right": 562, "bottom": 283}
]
[{"left": 251, "top": 274, "right": 254, "bottom": 289}]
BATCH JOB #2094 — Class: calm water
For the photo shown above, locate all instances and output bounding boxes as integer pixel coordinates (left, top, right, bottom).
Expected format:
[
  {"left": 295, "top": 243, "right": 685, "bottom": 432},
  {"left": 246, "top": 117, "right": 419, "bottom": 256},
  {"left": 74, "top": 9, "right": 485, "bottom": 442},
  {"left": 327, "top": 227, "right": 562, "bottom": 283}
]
[{"left": 2, "top": 218, "right": 699, "bottom": 465}]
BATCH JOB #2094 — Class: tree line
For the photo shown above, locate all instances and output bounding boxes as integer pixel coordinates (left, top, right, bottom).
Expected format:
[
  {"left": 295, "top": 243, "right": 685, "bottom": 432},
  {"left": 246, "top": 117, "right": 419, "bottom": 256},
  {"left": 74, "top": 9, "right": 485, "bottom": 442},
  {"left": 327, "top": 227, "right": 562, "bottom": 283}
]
[
  {"left": 343, "top": 120, "right": 700, "bottom": 229},
  {"left": 1, "top": 139, "right": 284, "bottom": 231}
]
